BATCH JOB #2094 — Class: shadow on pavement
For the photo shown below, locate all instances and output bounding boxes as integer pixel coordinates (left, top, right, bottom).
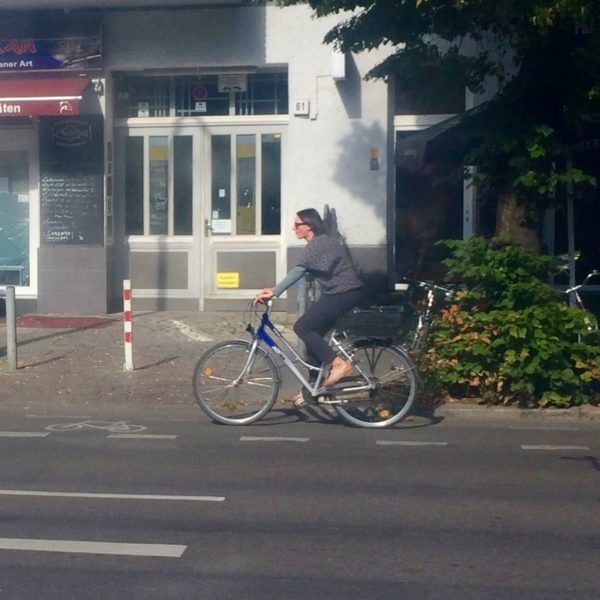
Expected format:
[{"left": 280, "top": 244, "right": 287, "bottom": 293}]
[
  {"left": 135, "top": 355, "right": 180, "bottom": 370},
  {"left": 562, "top": 455, "right": 600, "bottom": 473}
]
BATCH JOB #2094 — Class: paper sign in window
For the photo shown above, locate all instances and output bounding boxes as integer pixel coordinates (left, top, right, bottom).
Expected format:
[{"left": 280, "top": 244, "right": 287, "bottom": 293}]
[{"left": 216, "top": 272, "right": 240, "bottom": 288}]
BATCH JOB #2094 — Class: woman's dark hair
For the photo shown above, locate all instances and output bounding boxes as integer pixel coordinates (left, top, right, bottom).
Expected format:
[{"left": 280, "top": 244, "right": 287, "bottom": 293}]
[{"left": 297, "top": 208, "right": 328, "bottom": 236}]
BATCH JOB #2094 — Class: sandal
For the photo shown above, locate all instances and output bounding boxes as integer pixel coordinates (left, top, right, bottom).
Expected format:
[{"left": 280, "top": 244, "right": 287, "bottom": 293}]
[
  {"left": 283, "top": 392, "right": 308, "bottom": 408},
  {"left": 293, "top": 394, "right": 308, "bottom": 408},
  {"left": 324, "top": 360, "right": 353, "bottom": 387}
]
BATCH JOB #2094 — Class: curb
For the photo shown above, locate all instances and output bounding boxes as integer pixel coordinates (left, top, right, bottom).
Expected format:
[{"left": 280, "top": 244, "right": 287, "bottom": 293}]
[{"left": 433, "top": 403, "right": 600, "bottom": 421}]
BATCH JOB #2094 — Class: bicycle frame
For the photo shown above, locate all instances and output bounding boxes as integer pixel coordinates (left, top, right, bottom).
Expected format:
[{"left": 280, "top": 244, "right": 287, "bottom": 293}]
[
  {"left": 565, "top": 269, "right": 600, "bottom": 310},
  {"left": 244, "top": 302, "right": 377, "bottom": 400},
  {"left": 404, "top": 279, "right": 453, "bottom": 355}
]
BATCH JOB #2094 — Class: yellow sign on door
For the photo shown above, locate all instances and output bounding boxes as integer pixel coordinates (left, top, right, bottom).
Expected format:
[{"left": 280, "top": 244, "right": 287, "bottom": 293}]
[{"left": 216, "top": 272, "right": 240, "bottom": 288}]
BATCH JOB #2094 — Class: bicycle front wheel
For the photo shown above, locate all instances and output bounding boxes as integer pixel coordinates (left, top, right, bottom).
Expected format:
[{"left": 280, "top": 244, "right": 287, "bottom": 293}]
[
  {"left": 193, "top": 340, "right": 279, "bottom": 425},
  {"left": 335, "top": 340, "right": 417, "bottom": 428}
]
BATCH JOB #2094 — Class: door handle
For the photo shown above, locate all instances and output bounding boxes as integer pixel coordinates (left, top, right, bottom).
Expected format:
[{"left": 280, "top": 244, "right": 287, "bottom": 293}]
[{"left": 204, "top": 219, "right": 213, "bottom": 236}]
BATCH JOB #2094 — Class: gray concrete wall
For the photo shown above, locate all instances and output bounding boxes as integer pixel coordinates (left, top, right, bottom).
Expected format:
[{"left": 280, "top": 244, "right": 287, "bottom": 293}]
[{"left": 37, "top": 246, "right": 107, "bottom": 314}]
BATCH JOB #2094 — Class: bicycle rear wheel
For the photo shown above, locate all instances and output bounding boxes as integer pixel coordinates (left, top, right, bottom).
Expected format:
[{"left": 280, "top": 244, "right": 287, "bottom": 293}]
[
  {"left": 335, "top": 340, "right": 417, "bottom": 428},
  {"left": 193, "top": 340, "right": 279, "bottom": 425}
]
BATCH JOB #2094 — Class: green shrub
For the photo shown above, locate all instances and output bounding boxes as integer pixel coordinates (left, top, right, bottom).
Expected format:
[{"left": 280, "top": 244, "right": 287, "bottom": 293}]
[{"left": 422, "top": 236, "right": 600, "bottom": 407}]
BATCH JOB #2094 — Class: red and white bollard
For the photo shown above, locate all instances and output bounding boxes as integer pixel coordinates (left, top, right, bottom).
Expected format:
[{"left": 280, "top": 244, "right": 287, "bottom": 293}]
[{"left": 123, "top": 279, "right": 134, "bottom": 371}]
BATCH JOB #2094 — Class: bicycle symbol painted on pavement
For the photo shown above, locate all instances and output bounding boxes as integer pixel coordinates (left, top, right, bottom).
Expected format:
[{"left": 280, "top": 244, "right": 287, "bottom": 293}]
[{"left": 45, "top": 420, "right": 147, "bottom": 433}]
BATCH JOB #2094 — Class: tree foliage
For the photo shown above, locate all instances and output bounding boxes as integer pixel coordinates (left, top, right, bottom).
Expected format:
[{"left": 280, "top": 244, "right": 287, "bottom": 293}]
[
  {"left": 276, "top": 1, "right": 600, "bottom": 242},
  {"left": 422, "top": 236, "right": 600, "bottom": 407}
]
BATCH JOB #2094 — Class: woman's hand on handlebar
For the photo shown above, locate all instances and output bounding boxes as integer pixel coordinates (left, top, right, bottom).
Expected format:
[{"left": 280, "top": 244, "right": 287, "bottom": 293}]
[{"left": 254, "top": 288, "right": 275, "bottom": 305}]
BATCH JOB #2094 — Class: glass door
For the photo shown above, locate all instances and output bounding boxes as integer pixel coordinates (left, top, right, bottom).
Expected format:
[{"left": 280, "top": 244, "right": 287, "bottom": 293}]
[
  {"left": 204, "top": 129, "right": 282, "bottom": 296},
  {"left": 0, "top": 128, "right": 36, "bottom": 289},
  {"left": 208, "top": 131, "right": 282, "bottom": 237}
]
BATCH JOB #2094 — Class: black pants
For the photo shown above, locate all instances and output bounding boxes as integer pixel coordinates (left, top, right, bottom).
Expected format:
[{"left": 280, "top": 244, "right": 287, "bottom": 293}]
[{"left": 293, "top": 288, "right": 364, "bottom": 373}]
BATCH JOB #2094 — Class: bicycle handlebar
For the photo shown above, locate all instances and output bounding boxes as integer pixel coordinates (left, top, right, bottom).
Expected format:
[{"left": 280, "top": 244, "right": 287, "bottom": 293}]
[
  {"left": 564, "top": 270, "right": 600, "bottom": 294},
  {"left": 399, "top": 278, "right": 455, "bottom": 296}
]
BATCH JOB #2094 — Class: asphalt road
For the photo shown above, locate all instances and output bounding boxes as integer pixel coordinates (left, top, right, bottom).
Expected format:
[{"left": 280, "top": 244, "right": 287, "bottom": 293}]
[{"left": 0, "top": 405, "right": 597, "bottom": 599}]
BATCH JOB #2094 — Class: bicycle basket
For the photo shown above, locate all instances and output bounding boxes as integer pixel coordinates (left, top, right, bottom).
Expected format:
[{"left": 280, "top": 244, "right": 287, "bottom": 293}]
[{"left": 336, "top": 305, "right": 415, "bottom": 339}]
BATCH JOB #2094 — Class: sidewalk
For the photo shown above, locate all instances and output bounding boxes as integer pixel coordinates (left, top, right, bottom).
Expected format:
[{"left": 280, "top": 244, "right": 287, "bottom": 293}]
[
  {"left": 0, "top": 310, "right": 599, "bottom": 422},
  {"left": 0, "top": 310, "right": 297, "bottom": 413}
]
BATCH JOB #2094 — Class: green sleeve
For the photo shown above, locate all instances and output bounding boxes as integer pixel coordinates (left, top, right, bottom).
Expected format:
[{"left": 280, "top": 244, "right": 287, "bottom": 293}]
[{"left": 273, "top": 266, "right": 307, "bottom": 297}]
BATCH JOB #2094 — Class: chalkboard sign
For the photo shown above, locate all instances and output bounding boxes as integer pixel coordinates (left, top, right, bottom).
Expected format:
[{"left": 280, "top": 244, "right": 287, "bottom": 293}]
[
  {"left": 41, "top": 173, "right": 103, "bottom": 244},
  {"left": 40, "top": 115, "right": 104, "bottom": 245}
]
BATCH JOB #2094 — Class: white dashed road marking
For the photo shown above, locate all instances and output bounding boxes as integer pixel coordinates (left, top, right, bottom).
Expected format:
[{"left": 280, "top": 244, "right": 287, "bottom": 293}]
[
  {"left": 0, "top": 432, "right": 50, "bottom": 438},
  {"left": 108, "top": 434, "right": 178, "bottom": 439},
  {"left": 0, "top": 490, "right": 225, "bottom": 502},
  {"left": 240, "top": 436, "right": 310, "bottom": 443},
  {"left": 377, "top": 440, "right": 449, "bottom": 447},
  {"left": 0, "top": 538, "right": 186, "bottom": 558},
  {"left": 521, "top": 444, "right": 590, "bottom": 451}
]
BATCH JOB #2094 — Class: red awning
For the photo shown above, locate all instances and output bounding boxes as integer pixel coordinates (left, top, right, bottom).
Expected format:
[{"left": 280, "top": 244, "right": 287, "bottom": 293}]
[{"left": 0, "top": 78, "right": 90, "bottom": 117}]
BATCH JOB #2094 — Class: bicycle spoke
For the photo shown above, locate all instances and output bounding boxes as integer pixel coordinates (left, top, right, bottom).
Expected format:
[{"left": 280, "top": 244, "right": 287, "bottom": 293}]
[
  {"left": 335, "top": 342, "right": 417, "bottom": 428},
  {"left": 193, "top": 340, "right": 279, "bottom": 425}
]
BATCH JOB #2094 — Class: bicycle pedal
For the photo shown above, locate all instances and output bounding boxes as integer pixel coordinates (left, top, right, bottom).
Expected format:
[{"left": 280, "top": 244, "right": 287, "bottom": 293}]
[{"left": 317, "top": 396, "right": 342, "bottom": 405}]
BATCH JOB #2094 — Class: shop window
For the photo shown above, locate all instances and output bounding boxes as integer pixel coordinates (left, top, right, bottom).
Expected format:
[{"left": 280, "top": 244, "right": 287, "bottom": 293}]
[
  {"left": 125, "top": 134, "right": 193, "bottom": 236},
  {"left": 395, "top": 131, "right": 463, "bottom": 280},
  {"left": 116, "top": 72, "right": 288, "bottom": 118},
  {"left": 0, "top": 151, "right": 29, "bottom": 286}
]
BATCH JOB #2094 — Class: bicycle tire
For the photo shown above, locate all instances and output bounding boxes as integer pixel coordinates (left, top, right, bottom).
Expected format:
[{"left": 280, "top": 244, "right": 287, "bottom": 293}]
[
  {"left": 411, "top": 319, "right": 431, "bottom": 358},
  {"left": 193, "top": 340, "right": 280, "bottom": 425},
  {"left": 335, "top": 340, "right": 418, "bottom": 428}
]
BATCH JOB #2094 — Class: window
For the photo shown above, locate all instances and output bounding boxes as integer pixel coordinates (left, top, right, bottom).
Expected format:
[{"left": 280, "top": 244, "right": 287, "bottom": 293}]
[
  {"left": 125, "top": 134, "right": 193, "bottom": 236},
  {"left": 174, "top": 137, "right": 193, "bottom": 234},
  {"left": 125, "top": 137, "right": 143, "bottom": 234},
  {"left": 261, "top": 134, "right": 281, "bottom": 234},
  {"left": 210, "top": 133, "right": 281, "bottom": 236},
  {"left": 235, "top": 73, "right": 288, "bottom": 116},
  {"left": 116, "top": 72, "right": 288, "bottom": 118},
  {"left": 236, "top": 135, "right": 256, "bottom": 234},
  {"left": 116, "top": 77, "right": 170, "bottom": 118},
  {"left": 395, "top": 68, "right": 465, "bottom": 115},
  {"left": 395, "top": 130, "right": 463, "bottom": 280},
  {"left": 149, "top": 136, "right": 169, "bottom": 234},
  {"left": 175, "top": 75, "right": 229, "bottom": 117}
]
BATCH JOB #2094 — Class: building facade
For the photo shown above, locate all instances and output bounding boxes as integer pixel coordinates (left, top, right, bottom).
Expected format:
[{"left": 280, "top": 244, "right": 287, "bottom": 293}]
[
  {"left": 0, "top": 2, "right": 394, "bottom": 315},
  {"left": 6, "top": 2, "right": 559, "bottom": 316}
]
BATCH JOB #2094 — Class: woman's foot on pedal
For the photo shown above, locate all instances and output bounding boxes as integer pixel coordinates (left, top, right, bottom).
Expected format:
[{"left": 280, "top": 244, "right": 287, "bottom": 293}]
[
  {"left": 324, "top": 358, "right": 353, "bottom": 387},
  {"left": 283, "top": 392, "right": 308, "bottom": 408}
]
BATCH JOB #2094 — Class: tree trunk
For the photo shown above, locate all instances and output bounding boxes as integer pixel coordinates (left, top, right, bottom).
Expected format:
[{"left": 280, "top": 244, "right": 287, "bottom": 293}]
[{"left": 495, "top": 191, "right": 541, "bottom": 254}]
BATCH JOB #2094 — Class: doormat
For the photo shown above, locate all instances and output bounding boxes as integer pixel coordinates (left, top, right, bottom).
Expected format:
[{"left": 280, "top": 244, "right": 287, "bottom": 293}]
[{"left": 13, "top": 315, "right": 119, "bottom": 329}]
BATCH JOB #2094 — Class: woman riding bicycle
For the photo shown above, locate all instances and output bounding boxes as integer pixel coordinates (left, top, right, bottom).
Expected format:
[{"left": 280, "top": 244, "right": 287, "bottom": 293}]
[{"left": 254, "top": 208, "right": 364, "bottom": 399}]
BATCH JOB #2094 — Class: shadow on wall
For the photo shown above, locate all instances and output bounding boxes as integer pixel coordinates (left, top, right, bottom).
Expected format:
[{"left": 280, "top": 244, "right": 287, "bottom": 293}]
[
  {"left": 104, "top": 5, "right": 267, "bottom": 69},
  {"left": 330, "top": 120, "right": 387, "bottom": 229},
  {"left": 324, "top": 205, "right": 391, "bottom": 305},
  {"left": 326, "top": 119, "right": 389, "bottom": 302},
  {"left": 335, "top": 54, "right": 362, "bottom": 120}
]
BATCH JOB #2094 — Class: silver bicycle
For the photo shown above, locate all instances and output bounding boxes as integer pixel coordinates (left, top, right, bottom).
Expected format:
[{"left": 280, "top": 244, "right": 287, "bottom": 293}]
[{"left": 192, "top": 300, "right": 418, "bottom": 428}]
